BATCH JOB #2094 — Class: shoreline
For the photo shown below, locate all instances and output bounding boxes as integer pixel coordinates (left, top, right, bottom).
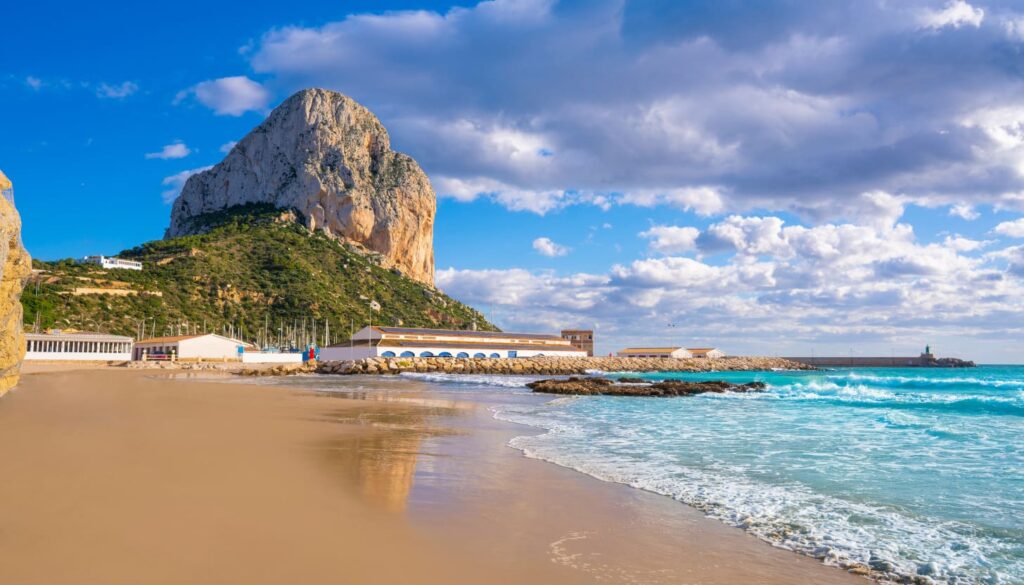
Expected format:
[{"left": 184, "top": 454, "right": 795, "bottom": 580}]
[{"left": 0, "top": 367, "right": 871, "bottom": 584}]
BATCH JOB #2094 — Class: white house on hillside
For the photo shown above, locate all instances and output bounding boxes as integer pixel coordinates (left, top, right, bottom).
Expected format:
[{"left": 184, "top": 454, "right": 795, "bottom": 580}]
[{"left": 80, "top": 255, "right": 143, "bottom": 270}]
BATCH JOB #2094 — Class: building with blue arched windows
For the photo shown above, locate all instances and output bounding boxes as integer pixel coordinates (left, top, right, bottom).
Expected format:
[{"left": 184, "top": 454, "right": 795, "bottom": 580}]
[{"left": 318, "top": 326, "right": 589, "bottom": 361}]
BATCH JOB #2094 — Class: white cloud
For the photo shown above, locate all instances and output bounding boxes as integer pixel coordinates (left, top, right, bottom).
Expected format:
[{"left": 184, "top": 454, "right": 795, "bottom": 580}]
[
  {"left": 96, "top": 81, "right": 138, "bottom": 99},
  {"left": 25, "top": 76, "right": 42, "bottom": 90},
  {"left": 161, "top": 166, "right": 212, "bottom": 203},
  {"left": 234, "top": 1, "right": 1024, "bottom": 219},
  {"left": 175, "top": 76, "right": 270, "bottom": 116},
  {"left": 949, "top": 203, "right": 980, "bottom": 220},
  {"left": 618, "top": 187, "right": 726, "bottom": 216},
  {"left": 640, "top": 225, "right": 700, "bottom": 254},
  {"left": 532, "top": 237, "right": 570, "bottom": 257},
  {"left": 219, "top": 141, "right": 238, "bottom": 153},
  {"left": 145, "top": 142, "right": 191, "bottom": 160},
  {"left": 441, "top": 210, "right": 1024, "bottom": 358},
  {"left": 994, "top": 218, "right": 1024, "bottom": 238},
  {"left": 943, "top": 235, "right": 991, "bottom": 252},
  {"left": 919, "top": 1, "right": 984, "bottom": 30}
]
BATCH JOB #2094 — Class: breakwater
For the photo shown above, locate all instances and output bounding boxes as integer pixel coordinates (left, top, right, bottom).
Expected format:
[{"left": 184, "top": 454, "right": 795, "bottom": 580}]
[
  {"left": 783, "top": 355, "right": 975, "bottom": 367},
  {"left": 311, "top": 355, "right": 814, "bottom": 376}
]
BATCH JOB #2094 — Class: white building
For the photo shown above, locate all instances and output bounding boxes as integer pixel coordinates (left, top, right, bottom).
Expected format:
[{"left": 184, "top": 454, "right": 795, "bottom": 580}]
[
  {"left": 616, "top": 347, "right": 694, "bottom": 358},
  {"left": 25, "top": 332, "right": 134, "bottom": 361},
  {"left": 688, "top": 347, "right": 726, "bottom": 359},
  {"left": 132, "top": 334, "right": 252, "bottom": 361},
  {"left": 81, "top": 255, "right": 143, "bottom": 271},
  {"left": 320, "top": 326, "right": 589, "bottom": 361}
]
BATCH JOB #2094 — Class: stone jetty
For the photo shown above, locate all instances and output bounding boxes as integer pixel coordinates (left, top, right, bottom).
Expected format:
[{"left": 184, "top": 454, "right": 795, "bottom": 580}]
[{"left": 309, "top": 355, "right": 813, "bottom": 376}]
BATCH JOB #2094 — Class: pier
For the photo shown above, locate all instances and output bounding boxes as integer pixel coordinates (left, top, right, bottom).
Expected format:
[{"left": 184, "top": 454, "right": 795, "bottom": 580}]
[{"left": 782, "top": 351, "right": 975, "bottom": 368}]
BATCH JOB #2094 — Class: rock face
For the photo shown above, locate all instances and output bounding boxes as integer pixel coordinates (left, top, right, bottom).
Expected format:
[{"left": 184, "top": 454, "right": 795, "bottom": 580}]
[
  {"left": 0, "top": 171, "right": 32, "bottom": 396},
  {"left": 167, "top": 88, "right": 436, "bottom": 285}
]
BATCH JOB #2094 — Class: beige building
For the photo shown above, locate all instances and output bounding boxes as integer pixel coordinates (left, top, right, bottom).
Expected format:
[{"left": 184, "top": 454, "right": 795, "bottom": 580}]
[
  {"left": 133, "top": 333, "right": 253, "bottom": 361},
  {"left": 320, "top": 326, "right": 588, "bottom": 361},
  {"left": 616, "top": 347, "right": 693, "bottom": 358},
  {"left": 560, "top": 329, "right": 594, "bottom": 356},
  {"left": 688, "top": 347, "right": 726, "bottom": 358}
]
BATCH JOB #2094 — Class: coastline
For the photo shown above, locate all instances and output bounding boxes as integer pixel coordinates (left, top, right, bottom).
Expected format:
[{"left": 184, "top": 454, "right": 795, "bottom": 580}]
[{"left": 0, "top": 367, "right": 867, "bottom": 585}]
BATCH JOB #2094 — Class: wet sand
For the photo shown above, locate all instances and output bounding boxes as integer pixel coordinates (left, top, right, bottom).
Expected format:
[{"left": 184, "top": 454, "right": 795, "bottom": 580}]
[{"left": 0, "top": 367, "right": 866, "bottom": 584}]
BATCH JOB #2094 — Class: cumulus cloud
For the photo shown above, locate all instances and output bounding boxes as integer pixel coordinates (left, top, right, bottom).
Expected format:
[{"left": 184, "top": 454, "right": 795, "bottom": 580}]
[
  {"left": 161, "top": 166, "right": 212, "bottom": 203},
  {"left": 25, "top": 76, "right": 42, "bottom": 90},
  {"left": 219, "top": 141, "right": 238, "bottom": 153},
  {"left": 441, "top": 208, "right": 1024, "bottom": 357},
  {"left": 226, "top": 0, "right": 1024, "bottom": 218},
  {"left": 145, "top": 142, "right": 191, "bottom": 160},
  {"left": 640, "top": 225, "right": 700, "bottom": 254},
  {"left": 532, "top": 237, "right": 570, "bottom": 257},
  {"left": 994, "top": 218, "right": 1024, "bottom": 238},
  {"left": 949, "top": 203, "right": 980, "bottom": 220},
  {"left": 96, "top": 81, "right": 138, "bottom": 99},
  {"left": 919, "top": 1, "right": 984, "bottom": 30},
  {"left": 175, "top": 76, "right": 270, "bottom": 116}
]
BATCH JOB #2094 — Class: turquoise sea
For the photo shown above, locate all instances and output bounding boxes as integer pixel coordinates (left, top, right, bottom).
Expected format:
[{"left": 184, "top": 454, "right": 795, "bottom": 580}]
[
  {"left": 265, "top": 366, "right": 1024, "bottom": 583},
  {"left": 479, "top": 366, "right": 1024, "bottom": 584}
]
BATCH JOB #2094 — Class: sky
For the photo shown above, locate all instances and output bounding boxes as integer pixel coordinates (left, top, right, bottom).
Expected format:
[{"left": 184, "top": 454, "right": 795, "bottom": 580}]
[{"left": 4, "top": 0, "right": 1024, "bottom": 361}]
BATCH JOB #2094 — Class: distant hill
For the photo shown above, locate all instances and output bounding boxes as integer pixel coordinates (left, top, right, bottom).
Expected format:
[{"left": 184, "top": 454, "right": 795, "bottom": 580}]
[{"left": 23, "top": 204, "right": 495, "bottom": 346}]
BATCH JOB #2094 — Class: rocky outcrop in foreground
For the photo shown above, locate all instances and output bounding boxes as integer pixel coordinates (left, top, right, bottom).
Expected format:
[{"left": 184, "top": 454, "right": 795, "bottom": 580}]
[
  {"left": 168, "top": 88, "right": 436, "bottom": 285},
  {"left": 313, "top": 356, "right": 814, "bottom": 376},
  {"left": 527, "top": 377, "right": 767, "bottom": 396},
  {"left": 0, "top": 175, "right": 31, "bottom": 396}
]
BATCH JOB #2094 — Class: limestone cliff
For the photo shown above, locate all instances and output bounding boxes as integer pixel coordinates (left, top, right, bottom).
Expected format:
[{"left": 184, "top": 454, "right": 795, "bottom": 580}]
[
  {"left": 167, "top": 88, "right": 436, "bottom": 285},
  {"left": 0, "top": 170, "right": 31, "bottom": 396}
]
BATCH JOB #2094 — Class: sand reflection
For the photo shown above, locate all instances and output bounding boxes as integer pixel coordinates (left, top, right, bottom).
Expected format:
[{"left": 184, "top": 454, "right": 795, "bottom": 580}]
[{"left": 316, "top": 401, "right": 464, "bottom": 512}]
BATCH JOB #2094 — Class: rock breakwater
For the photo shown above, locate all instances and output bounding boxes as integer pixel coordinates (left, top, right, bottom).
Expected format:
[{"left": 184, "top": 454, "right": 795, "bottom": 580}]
[
  {"left": 314, "top": 356, "right": 813, "bottom": 376},
  {"left": 527, "top": 377, "right": 767, "bottom": 396}
]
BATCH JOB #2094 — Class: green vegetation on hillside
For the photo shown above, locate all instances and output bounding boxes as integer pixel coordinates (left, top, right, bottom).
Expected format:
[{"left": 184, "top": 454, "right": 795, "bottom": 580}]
[{"left": 23, "top": 204, "right": 497, "bottom": 346}]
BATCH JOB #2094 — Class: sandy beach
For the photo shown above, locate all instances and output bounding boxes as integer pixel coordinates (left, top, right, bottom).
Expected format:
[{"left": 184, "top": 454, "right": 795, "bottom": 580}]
[{"left": 0, "top": 366, "right": 866, "bottom": 585}]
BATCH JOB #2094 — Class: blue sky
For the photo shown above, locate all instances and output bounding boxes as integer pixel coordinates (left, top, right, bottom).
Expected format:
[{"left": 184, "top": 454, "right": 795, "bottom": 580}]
[{"left": 5, "top": 0, "right": 1024, "bottom": 360}]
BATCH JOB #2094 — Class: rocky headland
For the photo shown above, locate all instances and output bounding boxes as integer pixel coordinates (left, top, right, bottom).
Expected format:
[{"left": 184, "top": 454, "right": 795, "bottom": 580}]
[
  {"left": 167, "top": 88, "right": 436, "bottom": 285},
  {"left": 527, "top": 377, "right": 767, "bottom": 396},
  {"left": 0, "top": 172, "right": 31, "bottom": 396}
]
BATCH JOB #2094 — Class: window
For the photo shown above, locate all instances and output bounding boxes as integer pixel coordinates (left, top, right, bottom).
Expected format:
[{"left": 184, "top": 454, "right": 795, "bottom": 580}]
[
  {"left": 438, "top": 352, "right": 453, "bottom": 357},
  {"left": 456, "top": 352, "right": 469, "bottom": 358},
  {"left": 489, "top": 353, "right": 500, "bottom": 358},
  {"left": 400, "top": 351, "right": 415, "bottom": 358},
  {"left": 473, "top": 353, "right": 486, "bottom": 358},
  {"left": 381, "top": 351, "right": 396, "bottom": 358},
  {"left": 420, "top": 351, "right": 434, "bottom": 357}
]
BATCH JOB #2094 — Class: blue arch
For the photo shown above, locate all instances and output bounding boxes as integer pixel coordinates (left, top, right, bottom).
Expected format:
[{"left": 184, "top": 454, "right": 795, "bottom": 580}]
[
  {"left": 473, "top": 353, "right": 486, "bottom": 358},
  {"left": 381, "top": 351, "right": 396, "bottom": 358},
  {"left": 420, "top": 351, "right": 434, "bottom": 357},
  {"left": 400, "top": 351, "right": 415, "bottom": 358},
  {"left": 456, "top": 352, "right": 469, "bottom": 358},
  {"left": 438, "top": 351, "right": 453, "bottom": 357},
  {"left": 489, "top": 353, "right": 500, "bottom": 358}
]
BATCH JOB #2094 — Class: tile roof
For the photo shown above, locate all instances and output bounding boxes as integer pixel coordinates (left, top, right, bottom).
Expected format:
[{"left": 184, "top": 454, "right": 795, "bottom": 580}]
[
  {"left": 372, "top": 326, "right": 563, "bottom": 341},
  {"left": 619, "top": 347, "right": 685, "bottom": 353}
]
